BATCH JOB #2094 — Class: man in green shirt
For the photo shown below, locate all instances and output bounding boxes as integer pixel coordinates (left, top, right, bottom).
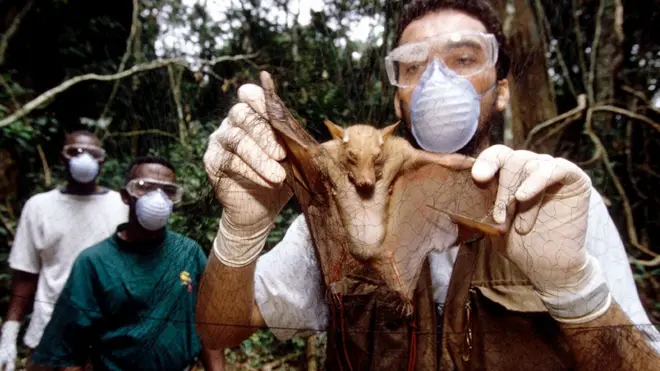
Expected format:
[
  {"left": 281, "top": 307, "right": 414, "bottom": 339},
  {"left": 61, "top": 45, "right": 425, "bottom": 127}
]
[{"left": 28, "top": 156, "right": 225, "bottom": 371}]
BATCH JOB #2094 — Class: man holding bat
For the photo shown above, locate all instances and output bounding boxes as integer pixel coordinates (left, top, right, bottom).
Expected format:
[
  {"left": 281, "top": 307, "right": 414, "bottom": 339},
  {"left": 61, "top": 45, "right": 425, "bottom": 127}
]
[{"left": 197, "top": 0, "right": 660, "bottom": 369}]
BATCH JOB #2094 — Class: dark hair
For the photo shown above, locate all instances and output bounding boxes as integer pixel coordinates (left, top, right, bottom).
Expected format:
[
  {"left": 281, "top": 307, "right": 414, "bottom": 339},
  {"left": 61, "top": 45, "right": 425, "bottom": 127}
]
[
  {"left": 394, "top": 0, "right": 511, "bottom": 80},
  {"left": 125, "top": 156, "right": 177, "bottom": 184},
  {"left": 64, "top": 130, "right": 98, "bottom": 141}
]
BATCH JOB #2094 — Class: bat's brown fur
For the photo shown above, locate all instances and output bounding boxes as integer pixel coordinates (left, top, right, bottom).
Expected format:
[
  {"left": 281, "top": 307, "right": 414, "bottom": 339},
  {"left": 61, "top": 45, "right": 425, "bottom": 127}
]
[{"left": 321, "top": 120, "right": 474, "bottom": 262}]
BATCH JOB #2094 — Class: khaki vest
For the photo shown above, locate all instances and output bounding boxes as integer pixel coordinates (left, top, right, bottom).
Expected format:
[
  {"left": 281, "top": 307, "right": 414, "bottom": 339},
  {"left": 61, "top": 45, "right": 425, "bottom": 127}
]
[{"left": 324, "top": 236, "right": 577, "bottom": 370}]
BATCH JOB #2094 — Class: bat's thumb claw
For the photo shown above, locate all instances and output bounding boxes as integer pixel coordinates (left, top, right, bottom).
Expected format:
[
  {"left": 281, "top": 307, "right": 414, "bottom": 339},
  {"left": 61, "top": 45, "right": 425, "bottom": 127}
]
[
  {"left": 438, "top": 154, "right": 476, "bottom": 170},
  {"left": 259, "top": 71, "right": 275, "bottom": 92}
]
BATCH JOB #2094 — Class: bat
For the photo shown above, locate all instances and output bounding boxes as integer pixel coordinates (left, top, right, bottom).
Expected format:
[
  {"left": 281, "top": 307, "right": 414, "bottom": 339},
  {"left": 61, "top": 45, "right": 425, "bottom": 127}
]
[
  {"left": 320, "top": 119, "right": 477, "bottom": 262},
  {"left": 258, "top": 70, "right": 514, "bottom": 307}
]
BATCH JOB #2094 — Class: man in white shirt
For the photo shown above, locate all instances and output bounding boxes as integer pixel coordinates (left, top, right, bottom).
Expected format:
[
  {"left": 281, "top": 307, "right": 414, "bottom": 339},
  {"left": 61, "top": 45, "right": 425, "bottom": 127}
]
[
  {"left": 0, "top": 130, "right": 128, "bottom": 371},
  {"left": 196, "top": 0, "right": 660, "bottom": 368}
]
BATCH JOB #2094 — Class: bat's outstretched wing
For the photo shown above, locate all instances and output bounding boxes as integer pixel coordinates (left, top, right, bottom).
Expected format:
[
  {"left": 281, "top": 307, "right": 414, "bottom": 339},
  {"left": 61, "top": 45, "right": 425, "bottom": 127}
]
[{"left": 259, "top": 71, "right": 325, "bottom": 192}]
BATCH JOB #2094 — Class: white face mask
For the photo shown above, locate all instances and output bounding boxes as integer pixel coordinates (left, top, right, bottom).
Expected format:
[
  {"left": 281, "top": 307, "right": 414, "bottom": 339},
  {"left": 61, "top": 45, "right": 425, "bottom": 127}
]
[
  {"left": 69, "top": 153, "right": 100, "bottom": 183},
  {"left": 135, "top": 189, "right": 173, "bottom": 231},
  {"left": 409, "top": 59, "right": 494, "bottom": 153}
]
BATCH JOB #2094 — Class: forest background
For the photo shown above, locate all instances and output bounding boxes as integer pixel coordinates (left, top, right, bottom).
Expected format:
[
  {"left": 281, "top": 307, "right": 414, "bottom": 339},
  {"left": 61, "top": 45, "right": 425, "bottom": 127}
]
[{"left": 1, "top": 0, "right": 659, "bottom": 369}]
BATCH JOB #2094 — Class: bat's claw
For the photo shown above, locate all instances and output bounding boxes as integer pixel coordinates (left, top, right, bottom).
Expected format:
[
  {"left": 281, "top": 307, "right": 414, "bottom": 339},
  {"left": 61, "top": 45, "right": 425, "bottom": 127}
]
[
  {"left": 259, "top": 71, "right": 275, "bottom": 91},
  {"left": 420, "top": 151, "right": 476, "bottom": 170},
  {"left": 426, "top": 205, "right": 511, "bottom": 237}
]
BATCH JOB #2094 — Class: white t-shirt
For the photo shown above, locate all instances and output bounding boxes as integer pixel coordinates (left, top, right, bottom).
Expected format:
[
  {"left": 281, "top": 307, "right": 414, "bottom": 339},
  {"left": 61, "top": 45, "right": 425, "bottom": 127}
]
[
  {"left": 253, "top": 188, "right": 660, "bottom": 351},
  {"left": 8, "top": 188, "right": 128, "bottom": 348}
]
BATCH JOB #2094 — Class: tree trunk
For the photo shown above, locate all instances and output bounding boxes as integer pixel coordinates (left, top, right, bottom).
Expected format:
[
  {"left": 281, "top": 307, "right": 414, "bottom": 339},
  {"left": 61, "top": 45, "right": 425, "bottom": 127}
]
[
  {"left": 0, "top": 149, "right": 18, "bottom": 204},
  {"left": 498, "top": 0, "right": 558, "bottom": 153},
  {"left": 489, "top": 0, "right": 513, "bottom": 147},
  {"left": 589, "top": 0, "right": 624, "bottom": 130}
]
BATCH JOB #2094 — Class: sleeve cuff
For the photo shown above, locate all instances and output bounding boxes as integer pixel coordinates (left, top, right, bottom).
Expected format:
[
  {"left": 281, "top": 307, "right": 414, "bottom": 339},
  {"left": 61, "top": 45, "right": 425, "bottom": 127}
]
[{"left": 8, "top": 260, "right": 40, "bottom": 274}]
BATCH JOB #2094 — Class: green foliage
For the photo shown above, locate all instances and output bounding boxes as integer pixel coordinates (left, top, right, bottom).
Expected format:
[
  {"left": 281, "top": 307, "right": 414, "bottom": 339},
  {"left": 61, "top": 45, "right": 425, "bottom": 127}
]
[
  {"left": 1, "top": 120, "right": 34, "bottom": 149},
  {"left": 225, "top": 329, "right": 305, "bottom": 369}
]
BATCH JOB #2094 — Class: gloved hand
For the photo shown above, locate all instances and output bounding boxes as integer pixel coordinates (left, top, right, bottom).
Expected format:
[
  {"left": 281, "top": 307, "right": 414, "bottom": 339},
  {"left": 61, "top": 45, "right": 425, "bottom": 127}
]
[
  {"left": 472, "top": 145, "right": 611, "bottom": 324},
  {"left": 204, "top": 84, "right": 293, "bottom": 267},
  {"left": 0, "top": 320, "right": 20, "bottom": 371}
]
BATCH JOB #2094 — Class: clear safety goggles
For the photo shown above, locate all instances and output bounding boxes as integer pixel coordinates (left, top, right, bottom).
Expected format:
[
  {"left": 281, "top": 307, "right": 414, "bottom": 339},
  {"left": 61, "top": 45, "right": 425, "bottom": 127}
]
[
  {"left": 125, "top": 178, "right": 184, "bottom": 204},
  {"left": 62, "top": 144, "right": 107, "bottom": 161},
  {"left": 385, "top": 31, "right": 499, "bottom": 88}
]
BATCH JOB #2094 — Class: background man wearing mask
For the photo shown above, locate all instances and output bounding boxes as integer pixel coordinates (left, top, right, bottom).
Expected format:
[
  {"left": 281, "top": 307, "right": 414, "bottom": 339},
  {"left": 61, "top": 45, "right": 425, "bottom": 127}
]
[
  {"left": 28, "top": 156, "right": 226, "bottom": 371},
  {"left": 0, "top": 130, "right": 127, "bottom": 371},
  {"left": 197, "top": 0, "right": 660, "bottom": 369}
]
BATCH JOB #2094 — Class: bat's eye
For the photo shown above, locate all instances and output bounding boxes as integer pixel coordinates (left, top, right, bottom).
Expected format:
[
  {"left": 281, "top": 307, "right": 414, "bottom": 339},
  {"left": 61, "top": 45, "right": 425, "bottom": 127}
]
[
  {"left": 374, "top": 152, "right": 382, "bottom": 163},
  {"left": 347, "top": 151, "right": 358, "bottom": 163}
]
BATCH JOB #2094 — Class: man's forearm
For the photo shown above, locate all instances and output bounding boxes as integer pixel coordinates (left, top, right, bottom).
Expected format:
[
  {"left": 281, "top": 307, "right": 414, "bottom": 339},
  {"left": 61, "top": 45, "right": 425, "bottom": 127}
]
[
  {"left": 560, "top": 300, "right": 660, "bottom": 370},
  {"left": 196, "top": 251, "right": 264, "bottom": 349},
  {"left": 5, "top": 269, "right": 38, "bottom": 322},
  {"left": 200, "top": 346, "right": 227, "bottom": 371}
]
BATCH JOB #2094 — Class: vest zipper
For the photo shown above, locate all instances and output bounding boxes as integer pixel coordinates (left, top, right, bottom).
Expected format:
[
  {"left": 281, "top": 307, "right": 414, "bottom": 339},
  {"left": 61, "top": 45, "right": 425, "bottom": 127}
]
[{"left": 461, "top": 288, "right": 475, "bottom": 362}]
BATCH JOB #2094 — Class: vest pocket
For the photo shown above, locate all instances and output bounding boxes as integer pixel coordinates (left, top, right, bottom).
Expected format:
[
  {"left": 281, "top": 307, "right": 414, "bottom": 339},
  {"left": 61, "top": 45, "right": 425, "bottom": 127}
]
[{"left": 325, "top": 275, "right": 418, "bottom": 371}]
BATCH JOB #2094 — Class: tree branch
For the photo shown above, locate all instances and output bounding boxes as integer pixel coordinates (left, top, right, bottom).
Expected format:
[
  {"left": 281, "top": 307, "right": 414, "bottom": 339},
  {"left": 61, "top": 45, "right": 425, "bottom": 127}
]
[
  {"left": 586, "top": 0, "right": 606, "bottom": 104},
  {"left": 167, "top": 64, "right": 188, "bottom": 145},
  {"left": 0, "top": 74, "right": 51, "bottom": 187},
  {"left": 203, "top": 69, "right": 224, "bottom": 81},
  {"left": 306, "top": 333, "right": 318, "bottom": 371},
  {"left": 622, "top": 85, "right": 660, "bottom": 116},
  {"left": 613, "top": 0, "right": 624, "bottom": 48},
  {"left": 576, "top": 106, "right": 603, "bottom": 167},
  {"left": 534, "top": 0, "right": 578, "bottom": 100},
  {"left": 583, "top": 108, "right": 658, "bottom": 260},
  {"left": 636, "top": 164, "right": 660, "bottom": 180},
  {"left": 625, "top": 96, "right": 647, "bottom": 200},
  {"left": 0, "top": 0, "right": 35, "bottom": 67},
  {"left": 204, "top": 52, "right": 258, "bottom": 66},
  {"left": 262, "top": 351, "right": 303, "bottom": 371},
  {"left": 577, "top": 102, "right": 660, "bottom": 168},
  {"left": 523, "top": 94, "right": 587, "bottom": 149},
  {"left": 630, "top": 255, "right": 660, "bottom": 267},
  {"left": 97, "top": 0, "right": 140, "bottom": 121},
  {"left": 35, "top": 145, "right": 51, "bottom": 187},
  {"left": 0, "top": 53, "right": 258, "bottom": 129},
  {"left": 571, "top": 0, "right": 589, "bottom": 94},
  {"left": 591, "top": 105, "right": 660, "bottom": 134},
  {"left": 530, "top": 120, "right": 572, "bottom": 151}
]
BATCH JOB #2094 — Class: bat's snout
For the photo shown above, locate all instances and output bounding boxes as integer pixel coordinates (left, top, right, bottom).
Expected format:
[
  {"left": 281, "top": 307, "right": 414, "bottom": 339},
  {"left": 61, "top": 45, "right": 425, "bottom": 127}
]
[
  {"left": 356, "top": 178, "right": 374, "bottom": 188},
  {"left": 351, "top": 171, "right": 376, "bottom": 197},
  {"left": 356, "top": 170, "right": 375, "bottom": 188}
]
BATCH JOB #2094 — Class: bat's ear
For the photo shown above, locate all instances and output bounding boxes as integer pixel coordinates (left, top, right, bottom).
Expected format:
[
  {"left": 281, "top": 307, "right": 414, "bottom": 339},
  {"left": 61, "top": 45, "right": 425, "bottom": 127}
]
[
  {"left": 324, "top": 119, "right": 345, "bottom": 140},
  {"left": 380, "top": 121, "right": 400, "bottom": 139}
]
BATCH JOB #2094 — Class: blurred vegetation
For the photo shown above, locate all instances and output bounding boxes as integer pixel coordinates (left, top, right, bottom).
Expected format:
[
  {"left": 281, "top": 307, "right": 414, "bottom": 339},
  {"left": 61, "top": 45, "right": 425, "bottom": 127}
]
[{"left": 1, "top": 0, "right": 659, "bottom": 369}]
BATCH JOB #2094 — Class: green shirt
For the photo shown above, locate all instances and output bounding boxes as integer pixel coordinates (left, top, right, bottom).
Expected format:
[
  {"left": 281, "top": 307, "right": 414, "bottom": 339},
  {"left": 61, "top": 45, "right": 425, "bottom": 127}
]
[{"left": 31, "top": 224, "right": 208, "bottom": 371}]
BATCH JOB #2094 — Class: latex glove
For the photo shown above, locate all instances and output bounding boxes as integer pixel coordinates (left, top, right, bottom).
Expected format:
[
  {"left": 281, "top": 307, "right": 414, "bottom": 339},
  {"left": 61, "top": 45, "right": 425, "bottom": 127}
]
[
  {"left": 204, "top": 84, "right": 293, "bottom": 267},
  {"left": 0, "top": 321, "right": 19, "bottom": 371},
  {"left": 472, "top": 145, "right": 611, "bottom": 324}
]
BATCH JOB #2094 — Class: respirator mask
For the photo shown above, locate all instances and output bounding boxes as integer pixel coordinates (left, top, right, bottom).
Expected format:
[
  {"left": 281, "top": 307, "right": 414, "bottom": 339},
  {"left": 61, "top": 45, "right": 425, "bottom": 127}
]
[
  {"left": 385, "top": 30, "right": 499, "bottom": 153},
  {"left": 62, "top": 144, "right": 106, "bottom": 183},
  {"left": 125, "top": 178, "right": 184, "bottom": 231}
]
